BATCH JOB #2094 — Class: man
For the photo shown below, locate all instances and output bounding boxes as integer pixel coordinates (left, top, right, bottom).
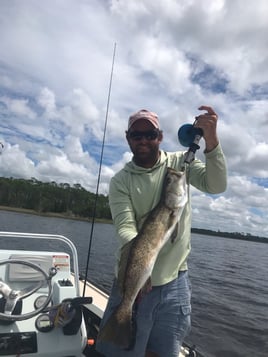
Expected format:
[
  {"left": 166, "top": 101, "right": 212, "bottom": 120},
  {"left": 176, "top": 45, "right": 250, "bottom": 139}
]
[{"left": 96, "top": 106, "right": 227, "bottom": 357}]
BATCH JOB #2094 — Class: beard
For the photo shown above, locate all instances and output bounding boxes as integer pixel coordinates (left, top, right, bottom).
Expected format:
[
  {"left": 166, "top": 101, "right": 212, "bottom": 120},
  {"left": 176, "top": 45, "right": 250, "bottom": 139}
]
[{"left": 131, "top": 144, "right": 160, "bottom": 167}]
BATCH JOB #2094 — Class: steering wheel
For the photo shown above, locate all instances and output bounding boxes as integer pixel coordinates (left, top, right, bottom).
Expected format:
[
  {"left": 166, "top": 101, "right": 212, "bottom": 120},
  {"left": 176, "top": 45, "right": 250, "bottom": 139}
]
[{"left": 0, "top": 259, "right": 57, "bottom": 321}]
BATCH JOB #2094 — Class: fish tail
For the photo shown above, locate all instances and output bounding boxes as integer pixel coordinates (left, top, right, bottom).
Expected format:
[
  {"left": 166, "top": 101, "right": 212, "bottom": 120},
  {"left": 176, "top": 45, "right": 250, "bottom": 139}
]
[{"left": 97, "top": 305, "right": 134, "bottom": 349}]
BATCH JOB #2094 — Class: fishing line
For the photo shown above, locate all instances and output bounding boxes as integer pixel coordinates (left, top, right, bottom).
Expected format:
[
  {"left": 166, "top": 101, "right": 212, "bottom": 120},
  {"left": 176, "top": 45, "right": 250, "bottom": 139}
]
[{"left": 82, "top": 42, "right": 116, "bottom": 296}]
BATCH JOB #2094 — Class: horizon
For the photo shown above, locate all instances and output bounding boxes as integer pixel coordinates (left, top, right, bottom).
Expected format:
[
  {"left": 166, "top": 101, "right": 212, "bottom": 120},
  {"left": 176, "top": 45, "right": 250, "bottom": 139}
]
[{"left": 0, "top": 0, "right": 268, "bottom": 237}]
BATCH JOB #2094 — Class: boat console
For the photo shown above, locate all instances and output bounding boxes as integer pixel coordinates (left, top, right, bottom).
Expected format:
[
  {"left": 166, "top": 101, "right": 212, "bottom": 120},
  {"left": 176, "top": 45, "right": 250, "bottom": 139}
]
[{"left": 0, "top": 232, "right": 91, "bottom": 357}]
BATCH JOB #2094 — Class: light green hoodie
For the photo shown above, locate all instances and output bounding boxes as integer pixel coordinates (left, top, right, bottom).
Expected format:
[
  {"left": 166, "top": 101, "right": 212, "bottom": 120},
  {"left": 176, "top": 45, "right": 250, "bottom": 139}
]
[{"left": 109, "top": 145, "right": 227, "bottom": 286}]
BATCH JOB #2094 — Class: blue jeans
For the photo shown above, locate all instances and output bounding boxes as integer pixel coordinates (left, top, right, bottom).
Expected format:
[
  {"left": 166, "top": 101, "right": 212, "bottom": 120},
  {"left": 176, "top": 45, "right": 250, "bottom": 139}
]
[{"left": 96, "top": 271, "right": 191, "bottom": 357}]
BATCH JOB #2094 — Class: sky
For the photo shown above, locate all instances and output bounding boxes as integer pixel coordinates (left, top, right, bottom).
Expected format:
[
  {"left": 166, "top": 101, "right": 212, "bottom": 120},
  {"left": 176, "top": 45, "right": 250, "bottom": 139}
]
[{"left": 0, "top": 0, "right": 268, "bottom": 237}]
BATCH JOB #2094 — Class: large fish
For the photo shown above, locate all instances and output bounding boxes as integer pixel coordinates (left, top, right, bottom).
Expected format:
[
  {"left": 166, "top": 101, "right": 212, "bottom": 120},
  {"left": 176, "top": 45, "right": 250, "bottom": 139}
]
[{"left": 97, "top": 167, "right": 188, "bottom": 349}]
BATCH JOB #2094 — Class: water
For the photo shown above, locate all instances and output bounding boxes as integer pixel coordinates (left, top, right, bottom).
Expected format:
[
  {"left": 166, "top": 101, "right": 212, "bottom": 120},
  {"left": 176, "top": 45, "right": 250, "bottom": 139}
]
[{"left": 0, "top": 210, "right": 267, "bottom": 357}]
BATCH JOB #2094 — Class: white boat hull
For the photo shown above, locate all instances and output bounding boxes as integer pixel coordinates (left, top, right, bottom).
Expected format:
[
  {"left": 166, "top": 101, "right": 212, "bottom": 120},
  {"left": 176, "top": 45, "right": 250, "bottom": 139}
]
[{"left": 0, "top": 232, "right": 194, "bottom": 357}]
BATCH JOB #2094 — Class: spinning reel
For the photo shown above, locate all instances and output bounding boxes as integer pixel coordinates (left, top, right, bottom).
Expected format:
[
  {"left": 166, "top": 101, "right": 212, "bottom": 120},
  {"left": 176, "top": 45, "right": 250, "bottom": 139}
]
[{"left": 178, "top": 123, "right": 203, "bottom": 167}]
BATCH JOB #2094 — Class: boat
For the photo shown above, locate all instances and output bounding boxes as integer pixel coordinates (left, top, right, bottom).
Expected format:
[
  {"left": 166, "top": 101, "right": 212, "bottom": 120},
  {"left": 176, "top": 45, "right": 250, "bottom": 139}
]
[{"left": 0, "top": 231, "right": 201, "bottom": 357}]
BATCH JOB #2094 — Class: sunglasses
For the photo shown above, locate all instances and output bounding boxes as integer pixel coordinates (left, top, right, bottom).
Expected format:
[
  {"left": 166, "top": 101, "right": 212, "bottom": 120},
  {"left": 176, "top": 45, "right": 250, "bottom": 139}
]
[{"left": 127, "top": 129, "right": 159, "bottom": 141}]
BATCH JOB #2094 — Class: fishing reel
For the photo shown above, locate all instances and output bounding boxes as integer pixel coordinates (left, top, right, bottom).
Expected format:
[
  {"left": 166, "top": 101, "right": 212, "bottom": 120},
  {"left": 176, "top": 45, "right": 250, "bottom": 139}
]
[{"left": 178, "top": 123, "right": 203, "bottom": 165}]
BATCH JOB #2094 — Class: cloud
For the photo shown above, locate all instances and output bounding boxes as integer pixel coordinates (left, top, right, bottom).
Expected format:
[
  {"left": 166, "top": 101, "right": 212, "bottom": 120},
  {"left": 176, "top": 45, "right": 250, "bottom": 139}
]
[
  {"left": 0, "top": 143, "right": 36, "bottom": 177},
  {"left": 0, "top": 0, "right": 267, "bottom": 236},
  {"left": 0, "top": 96, "right": 36, "bottom": 119},
  {"left": 38, "top": 88, "right": 57, "bottom": 118}
]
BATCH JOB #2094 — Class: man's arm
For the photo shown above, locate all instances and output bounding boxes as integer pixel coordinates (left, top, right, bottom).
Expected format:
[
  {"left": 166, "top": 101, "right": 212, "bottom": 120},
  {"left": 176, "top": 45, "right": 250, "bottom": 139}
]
[
  {"left": 109, "top": 175, "right": 138, "bottom": 247},
  {"left": 189, "top": 105, "right": 227, "bottom": 193},
  {"left": 189, "top": 144, "right": 227, "bottom": 194}
]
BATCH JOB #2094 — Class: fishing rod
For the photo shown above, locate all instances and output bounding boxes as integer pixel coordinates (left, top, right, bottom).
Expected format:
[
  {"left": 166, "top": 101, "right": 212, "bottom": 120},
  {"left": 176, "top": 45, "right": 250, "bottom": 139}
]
[{"left": 82, "top": 43, "right": 116, "bottom": 297}]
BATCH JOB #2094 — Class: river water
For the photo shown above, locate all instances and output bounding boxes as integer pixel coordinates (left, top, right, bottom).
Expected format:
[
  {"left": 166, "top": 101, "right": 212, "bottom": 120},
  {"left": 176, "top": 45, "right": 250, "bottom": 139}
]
[{"left": 0, "top": 210, "right": 267, "bottom": 357}]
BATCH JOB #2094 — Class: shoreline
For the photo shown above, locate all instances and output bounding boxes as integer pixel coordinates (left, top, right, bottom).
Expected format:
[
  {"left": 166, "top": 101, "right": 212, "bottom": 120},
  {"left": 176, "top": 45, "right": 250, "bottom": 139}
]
[
  {"left": 1, "top": 205, "right": 267, "bottom": 243},
  {"left": 0, "top": 205, "right": 113, "bottom": 224}
]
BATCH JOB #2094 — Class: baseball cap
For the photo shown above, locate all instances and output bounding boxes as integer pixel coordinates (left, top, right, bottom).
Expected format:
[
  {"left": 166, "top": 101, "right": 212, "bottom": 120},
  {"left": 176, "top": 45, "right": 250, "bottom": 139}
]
[{"left": 128, "top": 109, "right": 160, "bottom": 130}]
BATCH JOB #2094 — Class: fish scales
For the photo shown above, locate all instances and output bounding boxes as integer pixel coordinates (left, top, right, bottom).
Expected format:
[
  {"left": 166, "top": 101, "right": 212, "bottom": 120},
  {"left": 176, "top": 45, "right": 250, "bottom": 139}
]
[{"left": 97, "top": 167, "right": 188, "bottom": 349}]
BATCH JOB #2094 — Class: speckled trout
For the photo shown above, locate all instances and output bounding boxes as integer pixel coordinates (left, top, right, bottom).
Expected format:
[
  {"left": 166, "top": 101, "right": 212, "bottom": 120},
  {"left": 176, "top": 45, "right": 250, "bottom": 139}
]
[{"left": 97, "top": 167, "right": 188, "bottom": 349}]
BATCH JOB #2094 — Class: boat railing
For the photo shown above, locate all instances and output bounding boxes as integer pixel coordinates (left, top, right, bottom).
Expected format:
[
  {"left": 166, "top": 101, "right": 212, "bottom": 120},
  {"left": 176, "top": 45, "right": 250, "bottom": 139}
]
[{"left": 0, "top": 231, "right": 80, "bottom": 295}]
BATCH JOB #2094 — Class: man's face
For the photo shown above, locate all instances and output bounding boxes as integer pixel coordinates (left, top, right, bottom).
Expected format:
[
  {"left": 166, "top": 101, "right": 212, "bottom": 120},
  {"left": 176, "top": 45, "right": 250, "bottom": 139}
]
[{"left": 126, "top": 119, "right": 163, "bottom": 167}]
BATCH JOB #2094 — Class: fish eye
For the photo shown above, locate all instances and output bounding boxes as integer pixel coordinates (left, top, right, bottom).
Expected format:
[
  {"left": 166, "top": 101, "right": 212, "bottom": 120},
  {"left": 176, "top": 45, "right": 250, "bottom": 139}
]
[{"left": 166, "top": 177, "right": 171, "bottom": 184}]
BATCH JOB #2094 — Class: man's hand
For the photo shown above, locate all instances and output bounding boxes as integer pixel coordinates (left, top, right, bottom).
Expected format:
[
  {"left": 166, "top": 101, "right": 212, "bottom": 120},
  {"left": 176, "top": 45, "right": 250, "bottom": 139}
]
[{"left": 195, "top": 105, "right": 219, "bottom": 152}]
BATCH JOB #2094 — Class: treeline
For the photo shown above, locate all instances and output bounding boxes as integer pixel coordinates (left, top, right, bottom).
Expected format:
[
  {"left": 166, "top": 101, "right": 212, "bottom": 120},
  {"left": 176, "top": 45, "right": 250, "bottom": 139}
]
[
  {"left": 1, "top": 176, "right": 267, "bottom": 243},
  {"left": 191, "top": 228, "right": 268, "bottom": 243},
  {"left": 0, "top": 177, "right": 112, "bottom": 220}
]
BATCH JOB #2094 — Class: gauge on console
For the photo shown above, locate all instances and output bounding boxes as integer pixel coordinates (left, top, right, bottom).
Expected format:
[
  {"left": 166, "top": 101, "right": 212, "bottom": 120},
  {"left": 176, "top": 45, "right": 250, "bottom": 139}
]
[
  {"left": 34, "top": 295, "right": 52, "bottom": 310},
  {"left": 35, "top": 313, "right": 54, "bottom": 332}
]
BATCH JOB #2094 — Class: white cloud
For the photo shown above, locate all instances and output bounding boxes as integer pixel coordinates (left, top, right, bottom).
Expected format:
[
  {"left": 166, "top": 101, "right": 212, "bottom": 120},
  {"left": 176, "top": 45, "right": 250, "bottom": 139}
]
[
  {"left": 38, "top": 87, "right": 57, "bottom": 118},
  {"left": 0, "top": 0, "right": 267, "bottom": 236},
  {"left": 0, "top": 96, "right": 36, "bottom": 119},
  {"left": 0, "top": 143, "right": 36, "bottom": 177}
]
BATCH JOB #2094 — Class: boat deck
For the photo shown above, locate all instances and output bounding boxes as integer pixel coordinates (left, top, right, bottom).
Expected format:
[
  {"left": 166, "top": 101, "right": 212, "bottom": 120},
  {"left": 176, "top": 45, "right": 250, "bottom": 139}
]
[{"left": 79, "top": 279, "right": 108, "bottom": 319}]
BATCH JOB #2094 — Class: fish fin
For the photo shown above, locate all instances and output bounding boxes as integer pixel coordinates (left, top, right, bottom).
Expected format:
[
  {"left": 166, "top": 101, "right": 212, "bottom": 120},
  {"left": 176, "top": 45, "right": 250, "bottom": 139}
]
[
  {"left": 117, "top": 240, "right": 134, "bottom": 294},
  {"left": 140, "top": 277, "right": 152, "bottom": 296},
  {"left": 135, "top": 277, "right": 152, "bottom": 304},
  {"left": 97, "top": 306, "right": 134, "bottom": 349}
]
